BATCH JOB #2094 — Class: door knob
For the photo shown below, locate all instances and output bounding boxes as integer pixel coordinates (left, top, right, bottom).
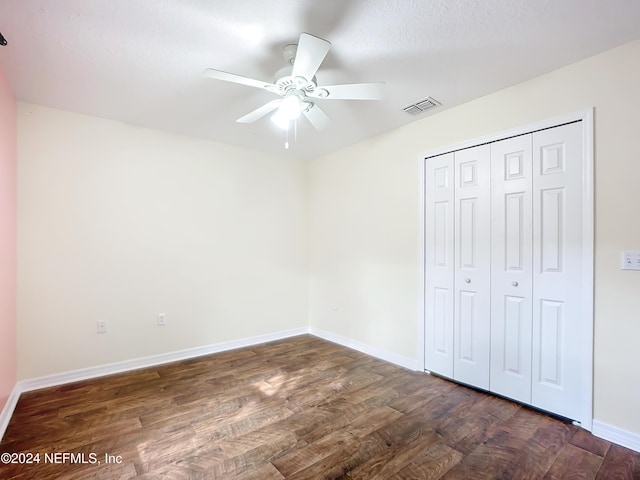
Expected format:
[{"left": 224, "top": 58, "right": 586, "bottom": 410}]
[
  {"left": 465, "top": 278, "right": 471, "bottom": 283},
  {"left": 511, "top": 281, "right": 519, "bottom": 287}
]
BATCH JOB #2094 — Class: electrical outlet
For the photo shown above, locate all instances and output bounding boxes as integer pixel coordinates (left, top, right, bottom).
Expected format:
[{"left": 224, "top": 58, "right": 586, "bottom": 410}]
[
  {"left": 97, "top": 321, "right": 107, "bottom": 334},
  {"left": 621, "top": 251, "right": 640, "bottom": 271},
  {"left": 157, "top": 313, "right": 167, "bottom": 326}
]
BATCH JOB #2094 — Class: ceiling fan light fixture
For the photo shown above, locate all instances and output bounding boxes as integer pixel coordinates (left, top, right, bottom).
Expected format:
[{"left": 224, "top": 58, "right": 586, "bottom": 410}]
[
  {"left": 282, "top": 94, "right": 303, "bottom": 118},
  {"left": 270, "top": 110, "right": 291, "bottom": 130},
  {"left": 271, "top": 93, "right": 303, "bottom": 130}
]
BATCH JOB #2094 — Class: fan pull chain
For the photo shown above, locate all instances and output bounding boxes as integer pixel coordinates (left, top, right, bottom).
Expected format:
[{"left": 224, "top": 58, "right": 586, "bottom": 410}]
[{"left": 284, "top": 123, "right": 290, "bottom": 149}]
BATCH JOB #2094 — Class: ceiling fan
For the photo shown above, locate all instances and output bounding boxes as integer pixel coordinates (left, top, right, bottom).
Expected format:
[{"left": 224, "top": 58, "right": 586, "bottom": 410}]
[{"left": 203, "top": 33, "right": 385, "bottom": 133}]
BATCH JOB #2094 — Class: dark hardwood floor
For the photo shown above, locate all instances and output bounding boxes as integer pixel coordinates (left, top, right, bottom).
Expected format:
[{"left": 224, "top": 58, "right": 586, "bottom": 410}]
[{"left": 1, "top": 335, "right": 639, "bottom": 479}]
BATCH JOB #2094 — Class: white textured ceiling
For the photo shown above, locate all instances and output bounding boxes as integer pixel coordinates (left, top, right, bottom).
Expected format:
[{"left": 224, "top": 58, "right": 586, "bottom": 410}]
[{"left": 1, "top": 0, "right": 639, "bottom": 160}]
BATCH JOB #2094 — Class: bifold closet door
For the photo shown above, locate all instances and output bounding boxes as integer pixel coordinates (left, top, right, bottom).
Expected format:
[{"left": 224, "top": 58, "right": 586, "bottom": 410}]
[
  {"left": 490, "top": 135, "right": 533, "bottom": 403},
  {"left": 425, "top": 119, "right": 590, "bottom": 425},
  {"left": 532, "top": 122, "right": 585, "bottom": 420},
  {"left": 424, "top": 152, "right": 455, "bottom": 378},
  {"left": 453, "top": 145, "right": 491, "bottom": 389}
]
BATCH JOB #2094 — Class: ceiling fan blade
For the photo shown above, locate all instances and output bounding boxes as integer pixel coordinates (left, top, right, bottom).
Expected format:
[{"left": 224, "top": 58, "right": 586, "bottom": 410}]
[
  {"left": 311, "top": 82, "right": 386, "bottom": 100},
  {"left": 303, "top": 103, "right": 332, "bottom": 131},
  {"left": 291, "top": 33, "right": 331, "bottom": 82},
  {"left": 203, "top": 68, "right": 275, "bottom": 91},
  {"left": 237, "top": 100, "right": 282, "bottom": 123}
]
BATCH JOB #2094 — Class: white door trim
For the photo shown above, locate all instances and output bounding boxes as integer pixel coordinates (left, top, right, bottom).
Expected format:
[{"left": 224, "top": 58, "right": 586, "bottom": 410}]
[{"left": 417, "top": 108, "right": 594, "bottom": 429}]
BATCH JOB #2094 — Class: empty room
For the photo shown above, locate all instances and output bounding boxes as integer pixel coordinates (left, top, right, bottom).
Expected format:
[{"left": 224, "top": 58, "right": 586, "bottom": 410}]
[{"left": 1, "top": 1, "right": 640, "bottom": 478}]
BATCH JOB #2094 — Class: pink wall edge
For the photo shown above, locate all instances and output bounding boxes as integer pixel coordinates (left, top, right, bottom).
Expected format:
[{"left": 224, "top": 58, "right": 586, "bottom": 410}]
[{"left": 0, "top": 63, "right": 17, "bottom": 412}]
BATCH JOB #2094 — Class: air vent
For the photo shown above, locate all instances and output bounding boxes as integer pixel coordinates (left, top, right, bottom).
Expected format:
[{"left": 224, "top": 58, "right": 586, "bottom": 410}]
[{"left": 403, "top": 97, "right": 441, "bottom": 115}]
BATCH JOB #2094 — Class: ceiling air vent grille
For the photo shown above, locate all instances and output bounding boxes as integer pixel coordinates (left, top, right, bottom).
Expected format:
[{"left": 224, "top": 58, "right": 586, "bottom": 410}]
[{"left": 403, "top": 97, "right": 441, "bottom": 115}]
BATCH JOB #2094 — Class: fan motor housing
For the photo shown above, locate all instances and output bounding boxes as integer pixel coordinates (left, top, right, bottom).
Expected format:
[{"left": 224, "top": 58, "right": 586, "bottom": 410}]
[{"left": 270, "top": 66, "right": 317, "bottom": 96}]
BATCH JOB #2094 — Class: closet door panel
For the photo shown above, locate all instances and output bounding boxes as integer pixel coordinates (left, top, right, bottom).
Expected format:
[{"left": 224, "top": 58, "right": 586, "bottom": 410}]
[
  {"left": 490, "top": 135, "right": 533, "bottom": 403},
  {"left": 425, "top": 153, "right": 455, "bottom": 377},
  {"left": 453, "top": 145, "right": 491, "bottom": 389},
  {"left": 532, "top": 122, "right": 584, "bottom": 420}
]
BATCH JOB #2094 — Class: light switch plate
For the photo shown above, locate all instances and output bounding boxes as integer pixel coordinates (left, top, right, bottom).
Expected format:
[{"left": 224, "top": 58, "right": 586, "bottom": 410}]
[{"left": 621, "top": 251, "right": 640, "bottom": 270}]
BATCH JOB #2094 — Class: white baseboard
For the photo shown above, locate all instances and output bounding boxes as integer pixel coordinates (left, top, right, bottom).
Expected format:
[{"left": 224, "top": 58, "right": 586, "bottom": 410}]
[
  {"left": 18, "top": 327, "right": 309, "bottom": 393},
  {"left": 4, "top": 324, "right": 418, "bottom": 394},
  {"left": 0, "top": 384, "right": 21, "bottom": 443},
  {"left": 592, "top": 420, "right": 640, "bottom": 453},
  {"left": 309, "top": 327, "right": 420, "bottom": 371}
]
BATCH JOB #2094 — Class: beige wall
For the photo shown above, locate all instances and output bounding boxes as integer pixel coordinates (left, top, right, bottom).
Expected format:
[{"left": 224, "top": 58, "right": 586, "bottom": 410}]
[
  {"left": 17, "top": 104, "right": 309, "bottom": 378},
  {"left": 0, "top": 65, "right": 17, "bottom": 411},
  {"left": 308, "top": 39, "right": 640, "bottom": 435}
]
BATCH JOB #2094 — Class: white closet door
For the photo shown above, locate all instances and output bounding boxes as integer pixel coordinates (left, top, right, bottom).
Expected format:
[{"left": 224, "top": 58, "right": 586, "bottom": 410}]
[
  {"left": 532, "top": 122, "right": 584, "bottom": 420},
  {"left": 453, "top": 145, "right": 491, "bottom": 389},
  {"left": 490, "top": 135, "right": 534, "bottom": 403},
  {"left": 425, "top": 153, "right": 455, "bottom": 378}
]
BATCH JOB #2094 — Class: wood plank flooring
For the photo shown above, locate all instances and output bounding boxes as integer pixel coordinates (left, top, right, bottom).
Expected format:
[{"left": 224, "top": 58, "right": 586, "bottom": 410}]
[{"left": 1, "top": 335, "right": 639, "bottom": 479}]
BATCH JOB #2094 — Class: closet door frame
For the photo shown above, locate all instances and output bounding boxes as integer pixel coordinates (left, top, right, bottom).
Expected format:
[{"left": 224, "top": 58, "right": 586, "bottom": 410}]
[{"left": 418, "top": 108, "right": 594, "bottom": 430}]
